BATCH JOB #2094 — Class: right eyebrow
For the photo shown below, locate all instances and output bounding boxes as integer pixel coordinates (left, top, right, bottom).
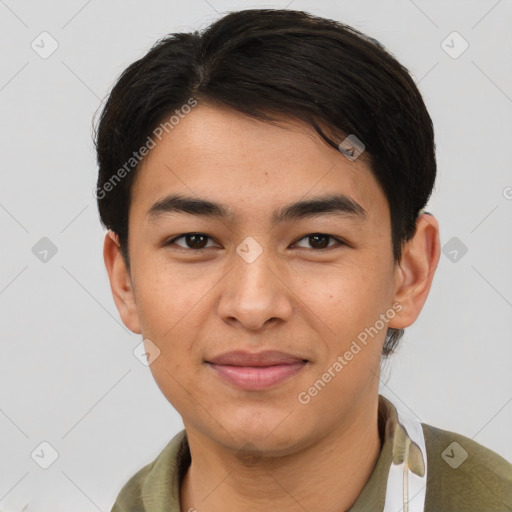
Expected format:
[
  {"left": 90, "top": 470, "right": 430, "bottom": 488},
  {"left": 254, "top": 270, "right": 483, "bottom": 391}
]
[
  {"left": 145, "top": 193, "right": 367, "bottom": 224},
  {"left": 146, "top": 194, "right": 230, "bottom": 221}
]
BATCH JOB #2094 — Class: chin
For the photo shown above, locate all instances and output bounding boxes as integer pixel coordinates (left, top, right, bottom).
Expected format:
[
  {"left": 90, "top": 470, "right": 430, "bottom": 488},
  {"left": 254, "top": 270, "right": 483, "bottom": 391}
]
[{"left": 215, "top": 408, "right": 313, "bottom": 455}]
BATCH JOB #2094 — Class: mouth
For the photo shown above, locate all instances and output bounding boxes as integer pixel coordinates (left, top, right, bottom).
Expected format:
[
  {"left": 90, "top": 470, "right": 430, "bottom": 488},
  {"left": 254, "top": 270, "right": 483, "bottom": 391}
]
[{"left": 205, "top": 350, "right": 309, "bottom": 390}]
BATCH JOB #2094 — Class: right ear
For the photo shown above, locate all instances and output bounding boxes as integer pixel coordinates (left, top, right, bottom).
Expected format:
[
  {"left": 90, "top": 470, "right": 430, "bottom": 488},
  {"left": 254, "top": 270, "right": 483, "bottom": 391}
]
[{"left": 103, "top": 230, "right": 141, "bottom": 334}]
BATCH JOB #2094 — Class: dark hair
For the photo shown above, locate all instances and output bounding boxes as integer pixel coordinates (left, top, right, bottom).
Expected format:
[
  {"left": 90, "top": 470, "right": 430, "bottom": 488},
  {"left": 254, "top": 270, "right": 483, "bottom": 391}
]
[{"left": 94, "top": 8, "right": 436, "bottom": 357}]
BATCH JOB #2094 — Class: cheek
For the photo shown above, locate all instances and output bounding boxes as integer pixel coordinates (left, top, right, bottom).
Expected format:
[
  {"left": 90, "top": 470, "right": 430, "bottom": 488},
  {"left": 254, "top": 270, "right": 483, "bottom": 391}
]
[
  {"left": 299, "top": 259, "right": 391, "bottom": 321},
  {"left": 295, "top": 267, "right": 389, "bottom": 407},
  {"left": 133, "top": 256, "right": 213, "bottom": 337},
  {"left": 135, "top": 270, "right": 209, "bottom": 411},
  {"left": 295, "top": 257, "right": 394, "bottom": 364}
]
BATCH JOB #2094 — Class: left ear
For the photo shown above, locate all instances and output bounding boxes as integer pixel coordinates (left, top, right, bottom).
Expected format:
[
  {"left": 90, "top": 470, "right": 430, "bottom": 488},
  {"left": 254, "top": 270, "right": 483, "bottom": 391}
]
[{"left": 388, "top": 213, "right": 441, "bottom": 329}]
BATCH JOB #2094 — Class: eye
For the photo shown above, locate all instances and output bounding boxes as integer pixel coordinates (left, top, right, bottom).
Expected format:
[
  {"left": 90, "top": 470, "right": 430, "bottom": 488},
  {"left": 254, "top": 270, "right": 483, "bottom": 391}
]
[
  {"left": 166, "top": 233, "right": 218, "bottom": 250},
  {"left": 164, "top": 232, "right": 347, "bottom": 251},
  {"left": 293, "top": 233, "right": 346, "bottom": 250}
]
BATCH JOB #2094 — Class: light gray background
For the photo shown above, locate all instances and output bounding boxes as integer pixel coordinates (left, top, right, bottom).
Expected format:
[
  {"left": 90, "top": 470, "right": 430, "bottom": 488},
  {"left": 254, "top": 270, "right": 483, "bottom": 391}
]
[{"left": 1, "top": 0, "right": 511, "bottom": 510}]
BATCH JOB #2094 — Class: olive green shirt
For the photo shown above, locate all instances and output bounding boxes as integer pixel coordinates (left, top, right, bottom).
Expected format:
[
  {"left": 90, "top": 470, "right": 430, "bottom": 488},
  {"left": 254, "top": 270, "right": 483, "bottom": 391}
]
[{"left": 111, "top": 395, "right": 512, "bottom": 511}]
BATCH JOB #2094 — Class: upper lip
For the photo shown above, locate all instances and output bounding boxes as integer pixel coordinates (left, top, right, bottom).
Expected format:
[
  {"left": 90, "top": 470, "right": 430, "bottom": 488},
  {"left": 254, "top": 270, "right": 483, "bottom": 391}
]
[{"left": 206, "top": 350, "right": 308, "bottom": 367}]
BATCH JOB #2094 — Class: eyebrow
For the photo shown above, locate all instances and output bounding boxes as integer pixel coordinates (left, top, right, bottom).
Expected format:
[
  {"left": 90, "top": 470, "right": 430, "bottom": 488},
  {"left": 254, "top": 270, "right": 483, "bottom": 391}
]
[{"left": 146, "top": 193, "right": 366, "bottom": 223}]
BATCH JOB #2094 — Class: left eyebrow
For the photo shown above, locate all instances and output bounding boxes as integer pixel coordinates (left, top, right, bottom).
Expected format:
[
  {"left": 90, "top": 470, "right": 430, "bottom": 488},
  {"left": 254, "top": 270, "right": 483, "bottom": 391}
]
[
  {"left": 273, "top": 194, "right": 366, "bottom": 223},
  {"left": 146, "top": 193, "right": 366, "bottom": 223}
]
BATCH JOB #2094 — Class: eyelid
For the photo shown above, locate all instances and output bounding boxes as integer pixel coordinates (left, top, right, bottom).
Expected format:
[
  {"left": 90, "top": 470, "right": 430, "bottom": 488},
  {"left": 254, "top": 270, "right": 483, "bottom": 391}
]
[
  {"left": 292, "top": 234, "right": 347, "bottom": 250},
  {"left": 165, "top": 233, "right": 220, "bottom": 249},
  {"left": 165, "top": 232, "right": 348, "bottom": 250}
]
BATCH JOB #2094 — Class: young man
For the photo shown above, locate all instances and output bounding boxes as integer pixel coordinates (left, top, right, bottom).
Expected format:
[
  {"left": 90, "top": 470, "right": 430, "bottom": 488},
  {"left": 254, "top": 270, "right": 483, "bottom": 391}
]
[{"left": 96, "top": 8, "right": 512, "bottom": 512}]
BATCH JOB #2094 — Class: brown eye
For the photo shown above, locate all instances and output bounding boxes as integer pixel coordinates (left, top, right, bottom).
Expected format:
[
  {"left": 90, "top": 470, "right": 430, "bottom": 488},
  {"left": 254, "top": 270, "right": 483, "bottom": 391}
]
[
  {"left": 309, "top": 234, "right": 330, "bottom": 249},
  {"left": 294, "top": 233, "right": 345, "bottom": 250},
  {"left": 167, "top": 233, "right": 215, "bottom": 250}
]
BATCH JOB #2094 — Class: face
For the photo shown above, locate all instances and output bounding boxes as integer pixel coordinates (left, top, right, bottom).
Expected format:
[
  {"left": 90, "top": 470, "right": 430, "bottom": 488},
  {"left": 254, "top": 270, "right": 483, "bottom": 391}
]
[{"left": 105, "top": 102, "right": 435, "bottom": 457}]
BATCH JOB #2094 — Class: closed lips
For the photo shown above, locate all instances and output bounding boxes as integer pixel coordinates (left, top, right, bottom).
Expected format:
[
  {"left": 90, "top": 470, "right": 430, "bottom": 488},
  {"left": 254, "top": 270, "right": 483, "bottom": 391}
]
[
  {"left": 205, "top": 350, "right": 309, "bottom": 390},
  {"left": 205, "top": 350, "right": 308, "bottom": 367}
]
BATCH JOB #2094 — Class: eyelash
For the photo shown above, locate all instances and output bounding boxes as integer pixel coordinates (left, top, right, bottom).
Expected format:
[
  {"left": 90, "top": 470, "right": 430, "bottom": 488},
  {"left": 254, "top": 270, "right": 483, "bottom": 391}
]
[{"left": 164, "top": 233, "right": 348, "bottom": 251}]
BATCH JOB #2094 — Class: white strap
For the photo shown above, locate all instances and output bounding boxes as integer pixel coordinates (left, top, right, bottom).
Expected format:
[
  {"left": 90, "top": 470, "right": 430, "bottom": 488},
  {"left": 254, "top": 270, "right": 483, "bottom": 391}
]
[{"left": 382, "top": 399, "right": 428, "bottom": 512}]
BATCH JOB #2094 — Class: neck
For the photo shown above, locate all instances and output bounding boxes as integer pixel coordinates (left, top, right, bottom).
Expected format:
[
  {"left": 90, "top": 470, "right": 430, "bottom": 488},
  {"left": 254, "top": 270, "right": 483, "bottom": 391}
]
[{"left": 180, "top": 395, "right": 382, "bottom": 512}]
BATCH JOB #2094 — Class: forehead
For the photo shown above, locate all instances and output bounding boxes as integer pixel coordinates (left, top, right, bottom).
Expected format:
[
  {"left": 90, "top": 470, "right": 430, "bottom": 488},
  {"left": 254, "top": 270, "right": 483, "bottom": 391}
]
[{"left": 130, "top": 103, "right": 386, "bottom": 223}]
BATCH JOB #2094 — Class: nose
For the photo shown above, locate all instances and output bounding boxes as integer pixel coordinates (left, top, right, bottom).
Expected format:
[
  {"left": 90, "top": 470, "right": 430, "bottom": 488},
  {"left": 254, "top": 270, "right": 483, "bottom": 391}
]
[{"left": 217, "top": 246, "right": 293, "bottom": 331}]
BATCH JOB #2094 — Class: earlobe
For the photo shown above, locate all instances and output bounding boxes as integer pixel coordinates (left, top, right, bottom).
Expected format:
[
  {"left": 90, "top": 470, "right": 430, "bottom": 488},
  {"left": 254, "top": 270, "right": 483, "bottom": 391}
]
[
  {"left": 103, "top": 230, "right": 142, "bottom": 334},
  {"left": 388, "top": 213, "right": 441, "bottom": 330}
]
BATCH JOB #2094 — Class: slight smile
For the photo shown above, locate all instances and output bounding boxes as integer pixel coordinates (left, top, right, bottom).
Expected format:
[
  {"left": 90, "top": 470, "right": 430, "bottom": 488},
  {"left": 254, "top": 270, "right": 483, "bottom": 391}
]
[{"left": 205, "top": 350, "right": 309, "bottom": 390}]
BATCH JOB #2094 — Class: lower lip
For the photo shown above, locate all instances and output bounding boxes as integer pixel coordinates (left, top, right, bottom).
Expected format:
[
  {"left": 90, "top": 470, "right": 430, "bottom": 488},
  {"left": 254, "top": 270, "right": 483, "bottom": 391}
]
[{"left": 207, "top": 362, "right": 307, "bottom": 390}]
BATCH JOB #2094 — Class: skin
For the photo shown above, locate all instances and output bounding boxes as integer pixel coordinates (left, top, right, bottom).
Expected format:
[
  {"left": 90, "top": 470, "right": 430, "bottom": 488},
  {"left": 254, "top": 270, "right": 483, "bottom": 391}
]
[{"left": 104, "top": 102, "right": 440, "bottom": 512}]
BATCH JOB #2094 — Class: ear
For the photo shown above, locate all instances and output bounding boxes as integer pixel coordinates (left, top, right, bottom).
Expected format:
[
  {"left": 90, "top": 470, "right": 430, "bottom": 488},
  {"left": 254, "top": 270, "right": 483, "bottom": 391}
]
[
  {"left": 103, "top": 230, "right": 141, "bottom": 334},
  {"left": 388, "top": 213, "right": 441, "bottom": 329}
]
